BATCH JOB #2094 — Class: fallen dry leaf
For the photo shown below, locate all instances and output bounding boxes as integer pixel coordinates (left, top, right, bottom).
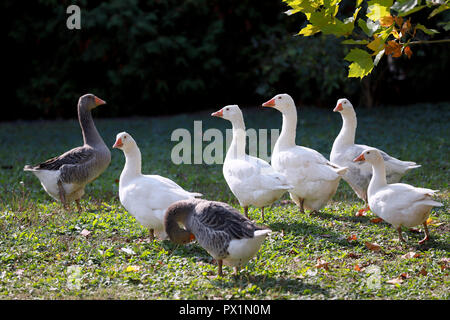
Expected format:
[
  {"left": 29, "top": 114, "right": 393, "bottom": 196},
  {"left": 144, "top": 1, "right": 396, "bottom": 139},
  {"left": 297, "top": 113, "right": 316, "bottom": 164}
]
[
  {"left": 315, "top": 259, "right": 329, "bottom": 271},
  {"left": 365, "top": 241, "right": 382, "bottom": 252},
  {"left": 418, "top": 268, "right": 428, "bottom": 276},
  {"left": 125, "top": 265, "right": 140, "bottom": 272},
  {"left": 399, "top": 272, "right": 410, "bottom": 279},
  {"left": 402, "top": 252, "right": 421, "bottom": 259},
  {"left": 347, "top": 234, "right": 357, "bottom": 242},
  {"left": 439, "top": 257, "right": 450, "bottom": 270},
  {"left": 346, "top": 252, "right": 361, "bottom": 259},
  {"left": 80, "top": 229, "right": 91, "bottom": 237},
  {"left": 370, "top": 218, "right": 383, "bottom": 223},
  {"left": 15, "top": 269, "right": 24, "bottom": 276},
  {"left": 386, "top": 277, "right": 403, "bottom": 285},
  {"left": 354, "top": 264, "right": 362, "bottom": 272}
]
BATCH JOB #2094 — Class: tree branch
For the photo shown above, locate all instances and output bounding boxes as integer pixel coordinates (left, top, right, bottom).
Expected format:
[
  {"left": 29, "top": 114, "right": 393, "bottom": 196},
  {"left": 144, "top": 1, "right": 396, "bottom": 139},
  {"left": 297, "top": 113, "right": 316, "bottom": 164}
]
[{"left": 408, "top": 39, "right": 450, "bottom": 45}]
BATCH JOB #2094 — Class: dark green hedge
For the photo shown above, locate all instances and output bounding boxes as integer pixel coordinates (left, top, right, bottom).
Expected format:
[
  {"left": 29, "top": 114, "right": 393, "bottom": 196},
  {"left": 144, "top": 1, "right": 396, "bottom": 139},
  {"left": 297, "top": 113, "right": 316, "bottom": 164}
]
[{"left": 2, "top": 0, "right": 449, "bottom": 120}]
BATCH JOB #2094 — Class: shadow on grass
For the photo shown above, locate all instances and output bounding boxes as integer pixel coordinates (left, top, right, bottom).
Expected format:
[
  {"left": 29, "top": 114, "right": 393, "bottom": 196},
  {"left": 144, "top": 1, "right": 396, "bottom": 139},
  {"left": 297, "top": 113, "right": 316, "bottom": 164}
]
[
  {"left": 210, "top": 273, "right": 329, "bottom": 297},
  {"left": 268, "top": 220, "right": 360, "bottom": 249}
]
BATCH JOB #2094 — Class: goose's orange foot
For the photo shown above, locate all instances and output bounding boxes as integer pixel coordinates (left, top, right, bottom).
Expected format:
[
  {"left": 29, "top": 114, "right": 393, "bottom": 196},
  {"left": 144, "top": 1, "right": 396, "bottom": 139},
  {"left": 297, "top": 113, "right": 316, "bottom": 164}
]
[{"left": 418, "top": 235, "right": 429, "bottom": 245}]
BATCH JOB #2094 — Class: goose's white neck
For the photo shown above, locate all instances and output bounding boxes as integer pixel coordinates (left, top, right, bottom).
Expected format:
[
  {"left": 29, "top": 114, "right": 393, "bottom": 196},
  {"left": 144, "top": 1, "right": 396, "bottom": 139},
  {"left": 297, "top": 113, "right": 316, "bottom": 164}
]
[
  {"left": 367, "top": 159, "right": 387, "bottom": 196},
  {"left": 333, "top": 110, "right": 357, "bottom": 148},
  {"left": 226, "top": 117, "right": 246, "bottom": 160},
  {"left": 120, "top": 144, "right": 142, "bottom": 183},
  {"left": 275, "top": 106, "right": 297, "bottom": 151}
]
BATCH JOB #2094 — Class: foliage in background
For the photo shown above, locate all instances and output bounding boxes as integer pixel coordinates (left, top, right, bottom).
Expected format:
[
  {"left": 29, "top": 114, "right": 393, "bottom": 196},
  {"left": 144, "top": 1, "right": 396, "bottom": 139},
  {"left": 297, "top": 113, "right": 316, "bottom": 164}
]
[
  {"left": 2, "top": 0, "right": 450, "bottom": 119},
  {"left": 283, "top": 0, "right": 450, "bottom": 78}
]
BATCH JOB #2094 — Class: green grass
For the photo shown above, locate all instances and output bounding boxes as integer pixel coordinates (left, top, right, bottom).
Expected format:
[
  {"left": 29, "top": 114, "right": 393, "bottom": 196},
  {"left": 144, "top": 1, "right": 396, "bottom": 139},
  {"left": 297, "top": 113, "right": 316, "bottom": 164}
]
[{"left": 0, "top": 102, "right": 448, "bottom": 299}]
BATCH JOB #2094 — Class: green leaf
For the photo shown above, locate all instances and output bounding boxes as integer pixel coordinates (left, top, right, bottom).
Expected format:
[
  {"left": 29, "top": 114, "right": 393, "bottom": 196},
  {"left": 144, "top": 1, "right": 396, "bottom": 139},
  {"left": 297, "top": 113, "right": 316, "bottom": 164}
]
[
  {"left": 342, "top": 39, "right": 370, "bottom": 44},
  {"left": 391, "top": 0, "right": 427, "bottom": 16},
  {"left": 344, "top": 48, "right": 374, "bottom": 78},
  {"left": 437, "top": 21, "right": 450, "bottom": 31},
  {"left": 391, "top": 0, "right": 418, "bottom": 14},
  {"left": 428, "top": 3, "right": 450, "bottom": 18},
  {"left": 366, "top": 0, "right": 393, "bottom": 21},
  {"left": 415, "top": 23, "right": 439, "bottom": 35}
]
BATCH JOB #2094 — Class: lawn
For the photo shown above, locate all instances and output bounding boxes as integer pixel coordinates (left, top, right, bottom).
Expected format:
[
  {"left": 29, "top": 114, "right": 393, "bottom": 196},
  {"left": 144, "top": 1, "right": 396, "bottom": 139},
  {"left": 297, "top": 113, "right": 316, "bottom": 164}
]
[{"left": 0, "top": 102, "right": 448, "bottom": 300}]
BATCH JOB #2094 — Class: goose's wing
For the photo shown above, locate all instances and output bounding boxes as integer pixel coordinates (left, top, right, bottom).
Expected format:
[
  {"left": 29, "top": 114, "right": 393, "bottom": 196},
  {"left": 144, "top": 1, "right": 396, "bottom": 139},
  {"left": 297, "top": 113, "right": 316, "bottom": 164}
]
[
  {"left": 191, "top": 201, "right": 258, "bottom": 240},
  {"left": 372, "top": 184, "right": 440, "bottom": 212},
  {"left": 278, "top": 146, "right": 341, "bottom": 181},
  {"left": 26, "top": 146, "right": 95, "bottom": 171}
]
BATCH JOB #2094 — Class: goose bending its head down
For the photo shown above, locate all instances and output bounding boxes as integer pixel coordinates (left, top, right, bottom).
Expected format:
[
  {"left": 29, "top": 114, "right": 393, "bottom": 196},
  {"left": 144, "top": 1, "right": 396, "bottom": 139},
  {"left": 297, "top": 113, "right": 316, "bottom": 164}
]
[
  {"left": 113, "top": 132, "right": 202, "bottom": 241},
  {"left": 211, "top": 105, "right": 292, "bottom": 220},
  {"left": 261, "top": 93, "right": 347, "bottom": 213},
  {"left": 353, "top": 148, "right": 442, "bottom": 244},
  {"left": 24, "top": 94, "right": 111, "bottom": 211},
  {"left": 164, "top": 198, "right": 271, "bottom": 276},
  {"left": 331, "top": 98, "right": 421, "bottom": 216}
]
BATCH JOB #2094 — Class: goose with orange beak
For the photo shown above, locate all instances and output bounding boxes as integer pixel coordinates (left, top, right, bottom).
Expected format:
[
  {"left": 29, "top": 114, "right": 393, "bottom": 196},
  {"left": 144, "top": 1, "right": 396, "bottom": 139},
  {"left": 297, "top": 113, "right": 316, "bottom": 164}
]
[
  {"left": 211, "top": 105, "right": 292, "bottom": 220},
  {"left": 353, "top": 148, "right": 442, "bottom": 244},
  {"left": 330, "top": 98, "right": 421, "bottom": 216},
  {"left": 113, "top": 132, "right": 202, "bottom": 241},
  {"left": 261, "top": 93, "right": 347, "bottom": 214},
  {"left": 24, "top": 94, "right": 111, "bottom": 212}
]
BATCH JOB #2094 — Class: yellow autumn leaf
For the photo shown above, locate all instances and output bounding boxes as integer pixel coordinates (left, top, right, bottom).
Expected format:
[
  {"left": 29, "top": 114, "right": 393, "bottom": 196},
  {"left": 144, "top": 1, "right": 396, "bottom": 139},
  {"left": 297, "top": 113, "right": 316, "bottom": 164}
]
[
  {"left": 391, "top": 28, "right": 401, "bottom": 39},
  {"left": 367, "top": 0, "right": 393, "bottom": 21},
  {"left": 298, "top": 24, "right": 321, "bottom": 36}
]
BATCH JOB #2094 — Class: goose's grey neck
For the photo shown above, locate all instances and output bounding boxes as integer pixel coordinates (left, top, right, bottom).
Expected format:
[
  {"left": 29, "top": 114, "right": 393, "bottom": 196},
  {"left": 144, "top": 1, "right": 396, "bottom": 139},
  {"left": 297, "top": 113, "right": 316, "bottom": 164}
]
[
  {"left": 164, "top": 201, "right": 196, "bottom": 244},
  {"left": 78, "top": 104, "right": 105, "bottom": 146}
]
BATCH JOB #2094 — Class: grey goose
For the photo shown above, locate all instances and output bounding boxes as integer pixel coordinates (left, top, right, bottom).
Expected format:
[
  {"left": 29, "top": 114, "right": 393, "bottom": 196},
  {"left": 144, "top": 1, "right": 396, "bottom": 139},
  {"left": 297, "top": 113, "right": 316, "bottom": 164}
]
[
  {"left": 24, "top": 94, "right": 111, "bottom": 211},
  {"left": 164, "top": 198, "right": 271, "bottom": 276}
]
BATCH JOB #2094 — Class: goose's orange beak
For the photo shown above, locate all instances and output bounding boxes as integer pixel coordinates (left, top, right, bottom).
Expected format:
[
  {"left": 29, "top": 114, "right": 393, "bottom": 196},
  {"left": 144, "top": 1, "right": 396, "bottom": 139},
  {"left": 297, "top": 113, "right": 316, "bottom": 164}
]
[
  {"left": 262, "top": 98, "right": 275, "bottom": 107},
  {"left": 353, "top": 154, "right": 365, "bottom": 162},
  {"left": 211, "top": 109, "right": 223, "bottom": 117},
  {"left": 333, "top": 103, "right": 343, "bottom": 112},
  {"left": 113, "top": 138, "right": 123, "bottom": 149},
  {"left": 94, "top": 96, "right": 106, "bottom": 106}
]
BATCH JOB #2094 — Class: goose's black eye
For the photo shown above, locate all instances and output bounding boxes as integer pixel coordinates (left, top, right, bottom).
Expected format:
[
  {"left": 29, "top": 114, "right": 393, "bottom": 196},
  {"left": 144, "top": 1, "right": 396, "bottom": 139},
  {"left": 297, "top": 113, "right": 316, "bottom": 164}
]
[
  {"left": 367, "top": 151, "right": 370, "bottom": 154},
  {"left": 278, "top": 96, "right": 282, "bottom": 99},
  {"left": 124, "top": 136, "right": 127, "bottom": 140},
  {"left": 226, "top": 108, "right": 229, "bottom": 111}
]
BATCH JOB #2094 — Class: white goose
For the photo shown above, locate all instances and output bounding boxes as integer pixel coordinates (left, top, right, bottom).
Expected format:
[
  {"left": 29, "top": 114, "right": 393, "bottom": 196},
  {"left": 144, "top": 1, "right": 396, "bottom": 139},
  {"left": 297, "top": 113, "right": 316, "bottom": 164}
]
[
  {"left": 354, "top": 148, "right": 442, "bottom": 244},
  {"left": 164, "top": 198, "right": 271, "bottom": 276},
  {"left": 211, "top": 105, "right": 292, "bottom": 220},
  {"left": 24, "top": 94, "right": 111, "bottom": 211},
  {"left": 262, "top": 93, "right": 347, "bottom": 213},
  {"left": 331, "top": 98, "right": 421, "bottom": 215},
  {"left": 113, "top": 132, "right": 202, "bottom": 240}
]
